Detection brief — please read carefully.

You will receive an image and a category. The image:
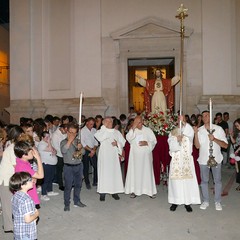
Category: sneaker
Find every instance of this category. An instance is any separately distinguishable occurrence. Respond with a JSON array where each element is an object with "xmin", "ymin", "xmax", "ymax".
[
  {"xmin": 37, "ymin": 186, "xmax": 42, "ymax": 193},
  {"xmin": 47, "ymin": 191, "xmax": 59, "ymax": 196},
  {"xmin": 74, "ymin": 202, "xmax": 86, "ymax": 208},
  {"xmin": 200, "ymin": 202, "xmax": 209, "ymax": 210},
  {"xmin": 41, "ymin": 195, "xmax": 50, "ymax": 201},
  {"xmin": 215, "ymin": 202, "xmax": 222, "ymax": 211},
  {"xmin": 64, "ymin": 205, "xmax": 70, "ymax": 211}
]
